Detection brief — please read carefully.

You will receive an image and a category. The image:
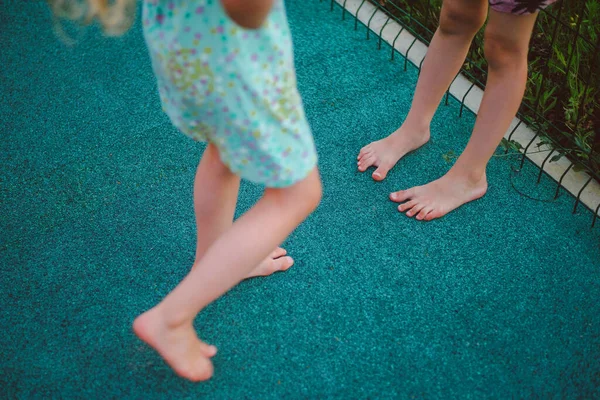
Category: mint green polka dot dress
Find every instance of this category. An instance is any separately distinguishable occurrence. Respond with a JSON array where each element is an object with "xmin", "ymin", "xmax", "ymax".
[{"xmin": 142, "ymin": 0, "xmax": 318, "ymax": 187}]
